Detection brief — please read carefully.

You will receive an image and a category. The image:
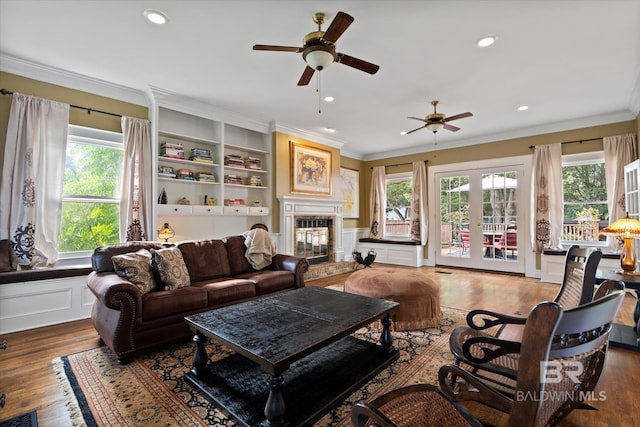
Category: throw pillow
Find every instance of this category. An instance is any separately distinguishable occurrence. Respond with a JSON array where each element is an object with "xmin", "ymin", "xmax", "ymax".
[
  {"xmin": 151, "ymin": 246, "xmax": 190, "ymax": 290},
  {"xmin": 112, "ymin": 249, "xmax": 156, "ymax": 294},
  {"xmin": 0, "ymin": 239, "xmax": 15, "ymax": 272}
]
